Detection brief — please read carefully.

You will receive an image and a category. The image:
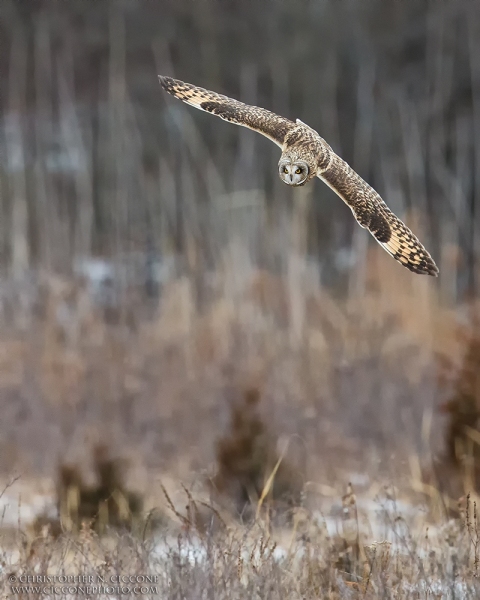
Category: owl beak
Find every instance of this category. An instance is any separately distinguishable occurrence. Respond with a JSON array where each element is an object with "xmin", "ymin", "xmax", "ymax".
[{"xmin": 289, "ymin": 173, "xmax": 294, "ymax": 183}]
